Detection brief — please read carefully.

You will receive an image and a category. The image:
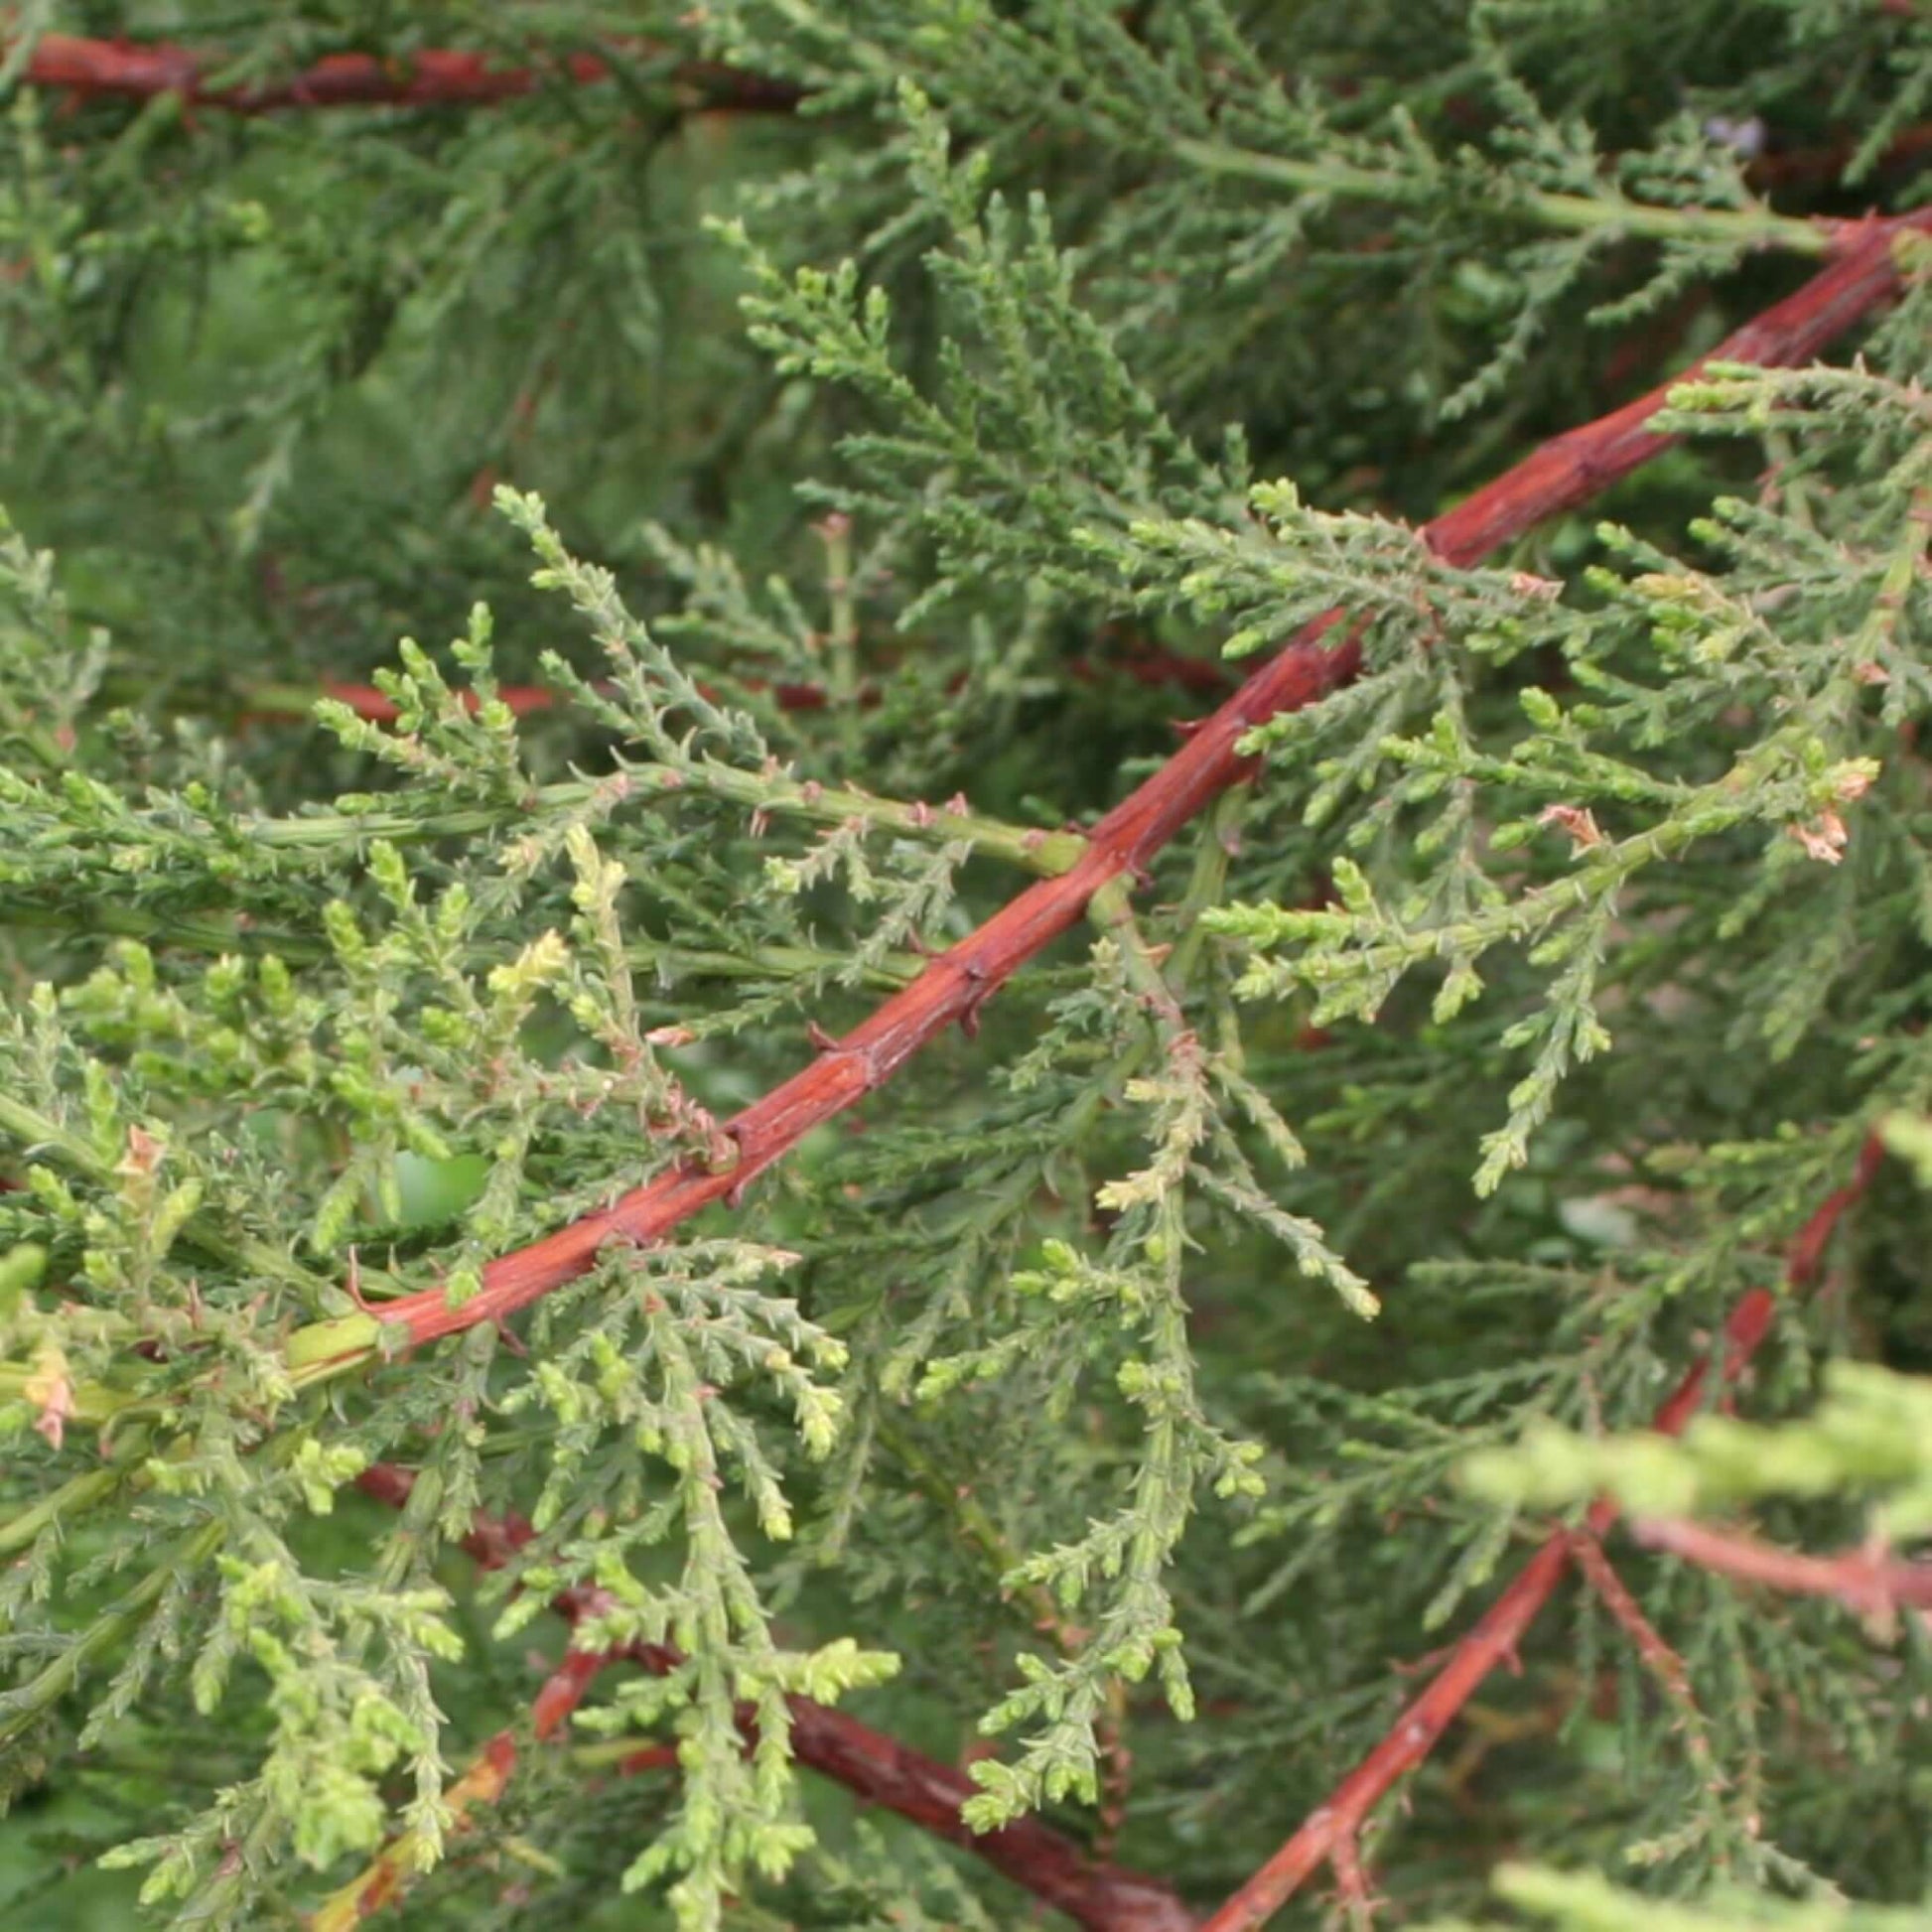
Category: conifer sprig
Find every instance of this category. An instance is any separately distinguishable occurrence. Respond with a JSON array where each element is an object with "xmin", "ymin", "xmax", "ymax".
[
  {"xmin": 2, "ymin": 181, "xmax": 1919, "ymax": 1930},
  {"xmin": 285, "ymin": 204, "xmax": 1931, "ymax": 1378}
]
